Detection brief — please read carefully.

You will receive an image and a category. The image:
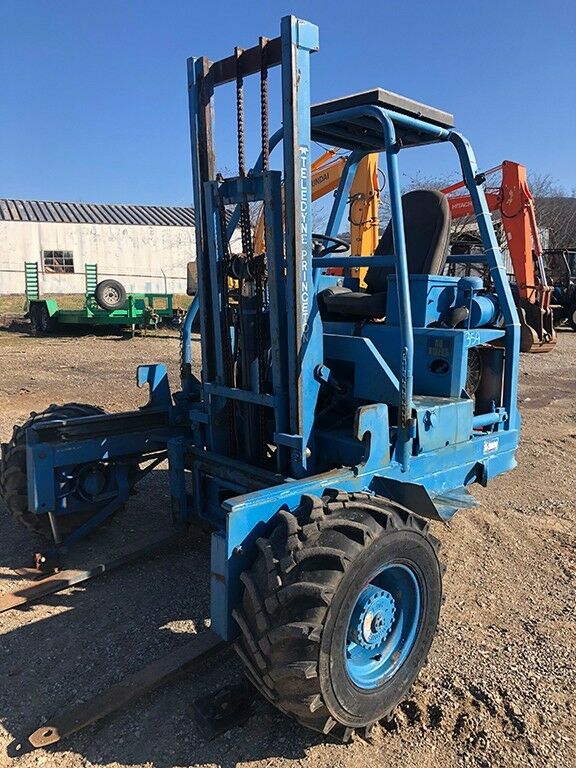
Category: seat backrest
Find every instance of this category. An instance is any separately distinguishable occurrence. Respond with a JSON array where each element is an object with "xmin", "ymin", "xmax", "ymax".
[{"xmin": 365, "ymin": 189, "xmax": 451, "ymax": 294}]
